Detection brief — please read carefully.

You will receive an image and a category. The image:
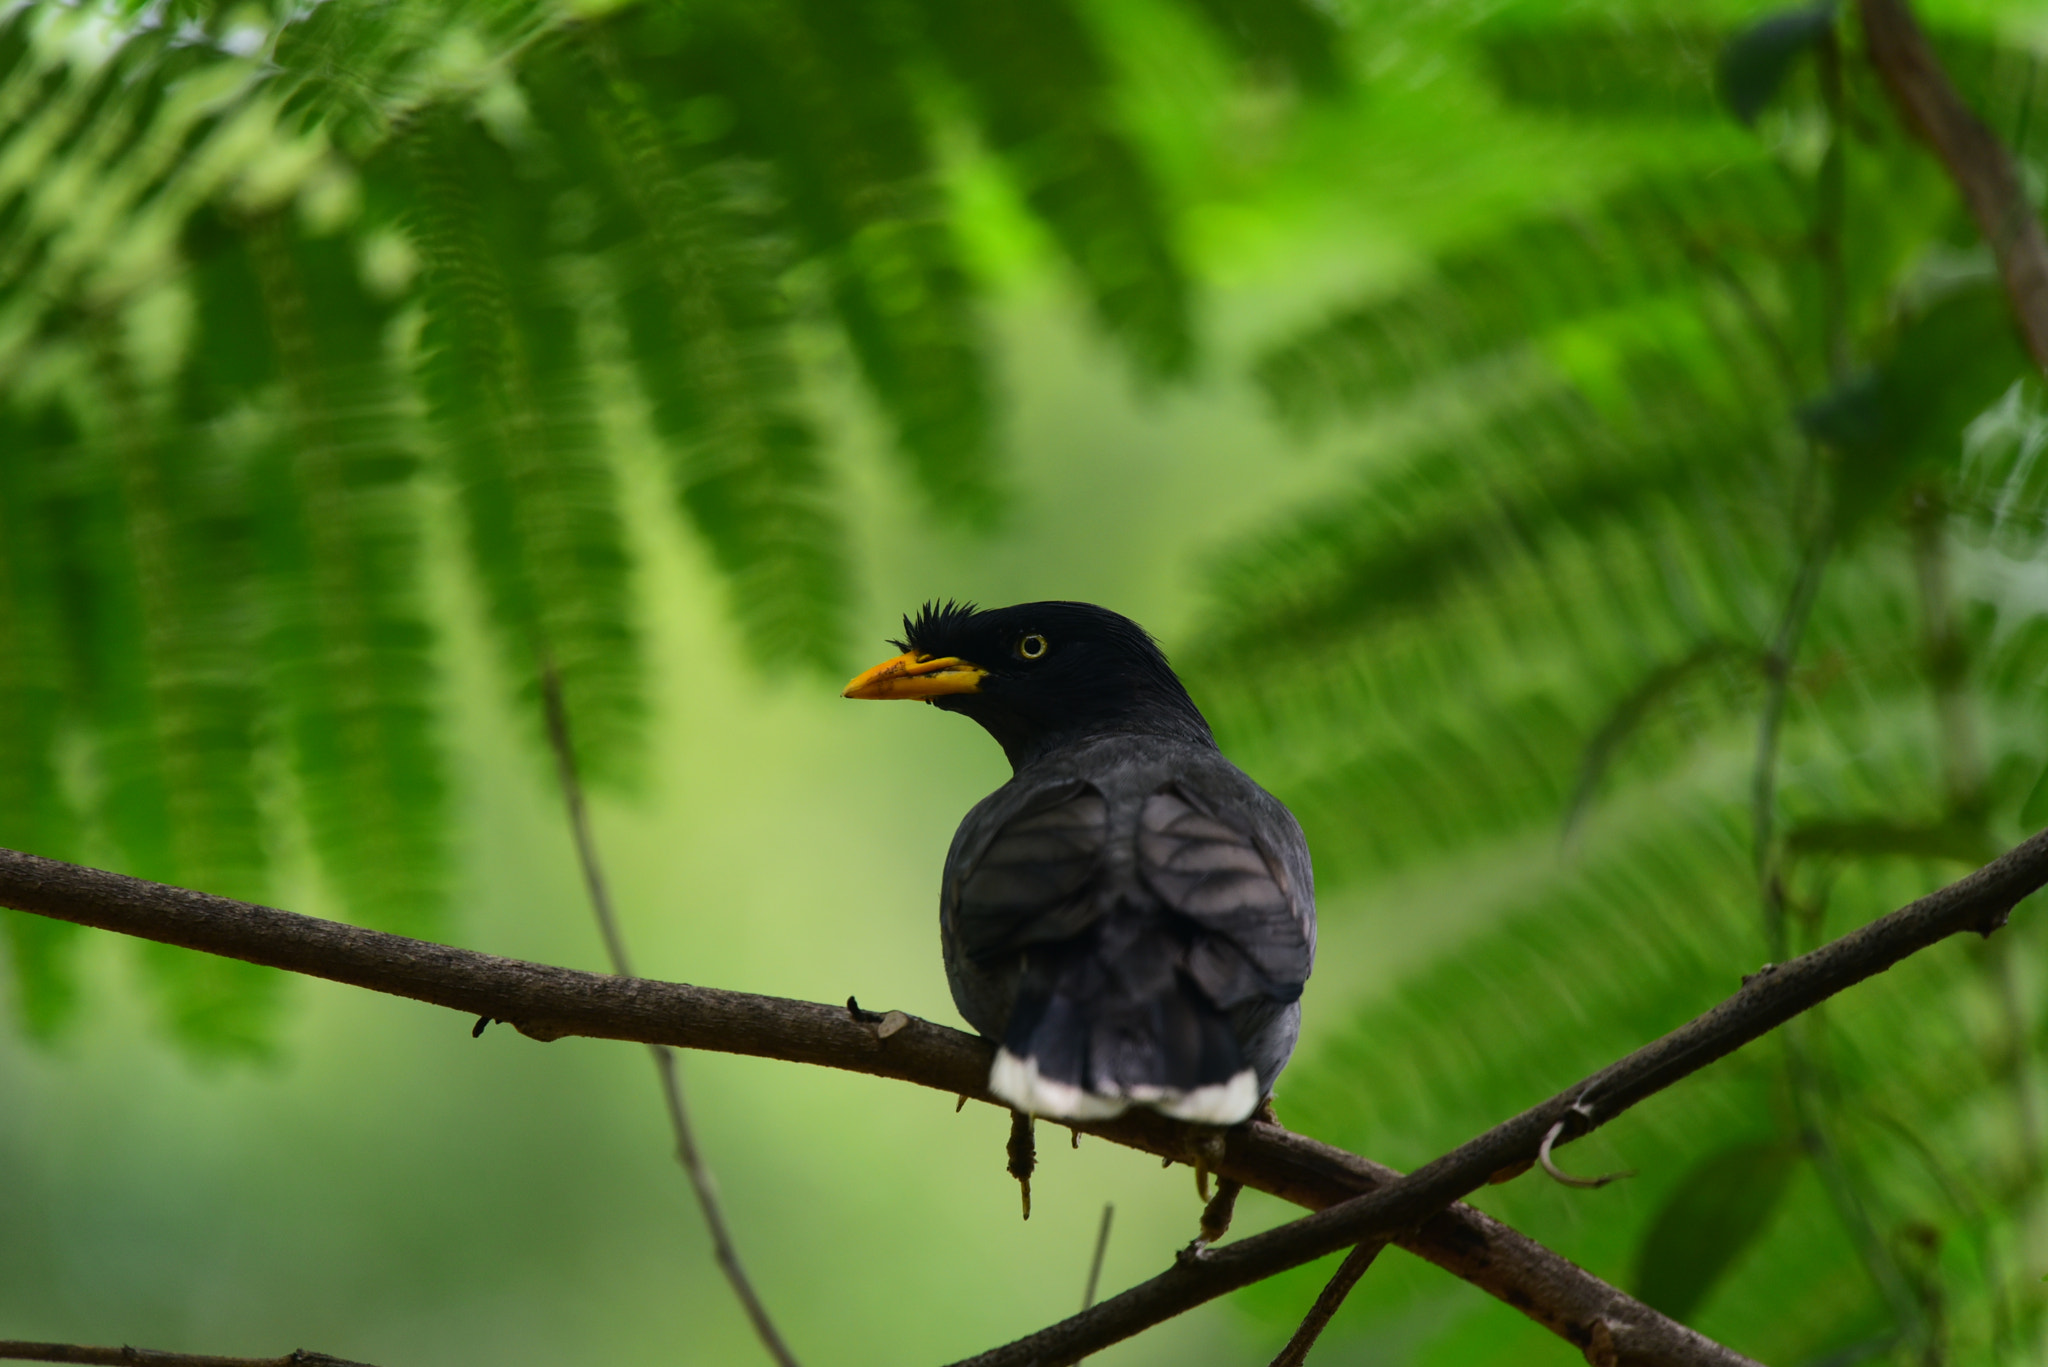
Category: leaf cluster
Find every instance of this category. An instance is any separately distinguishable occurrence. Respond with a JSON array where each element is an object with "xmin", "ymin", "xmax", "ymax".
[
  {"xmin": 1197, "ymin": 3, "xmax": 2048, "ymax": 1359},
  {"xmin": 0, "ymin": 0, "xmax": 1340, "ymax": 1050}
]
